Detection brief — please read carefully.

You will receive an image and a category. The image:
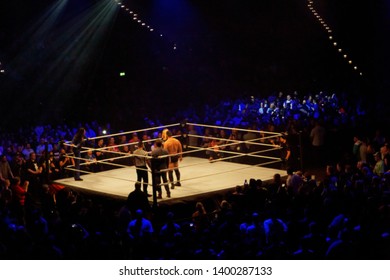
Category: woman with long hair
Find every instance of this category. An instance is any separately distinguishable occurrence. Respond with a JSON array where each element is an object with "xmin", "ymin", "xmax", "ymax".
[{"xmin": 72, "ymin": 127, "xmax": 87, "ymax": 181}]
